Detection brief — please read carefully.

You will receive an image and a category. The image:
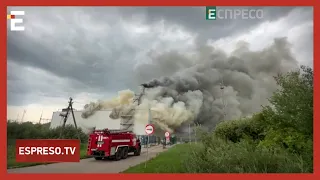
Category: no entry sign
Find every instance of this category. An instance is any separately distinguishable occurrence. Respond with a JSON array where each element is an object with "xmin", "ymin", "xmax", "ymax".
[
  {"xmin": 145, "ymin": 124, "xmax": 154, "ymax": 135},
  {"xmin": 165, "ymin": 131, "xmax": 170, "ymax": 137}
]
